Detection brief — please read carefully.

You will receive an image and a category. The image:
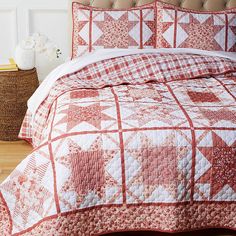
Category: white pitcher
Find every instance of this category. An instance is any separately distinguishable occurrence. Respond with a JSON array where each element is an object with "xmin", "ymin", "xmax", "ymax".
[{"xmin": 15, "ymin": 45, "xmax": 35, "ymax": 70}]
